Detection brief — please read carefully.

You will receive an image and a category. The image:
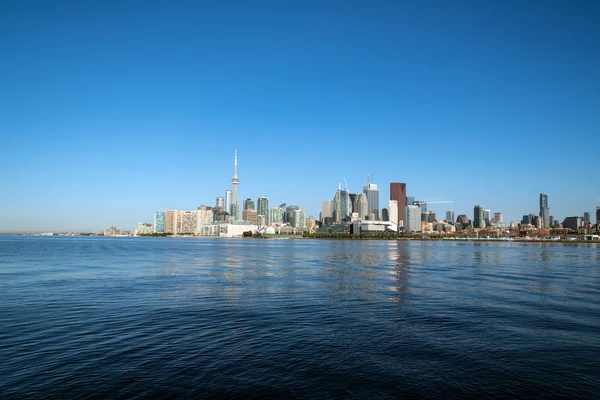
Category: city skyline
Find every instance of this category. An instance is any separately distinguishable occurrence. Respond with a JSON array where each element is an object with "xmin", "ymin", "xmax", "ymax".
[{"xmin": 1, "ymin": 2, "xmax": 599, "ymax": 232}]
